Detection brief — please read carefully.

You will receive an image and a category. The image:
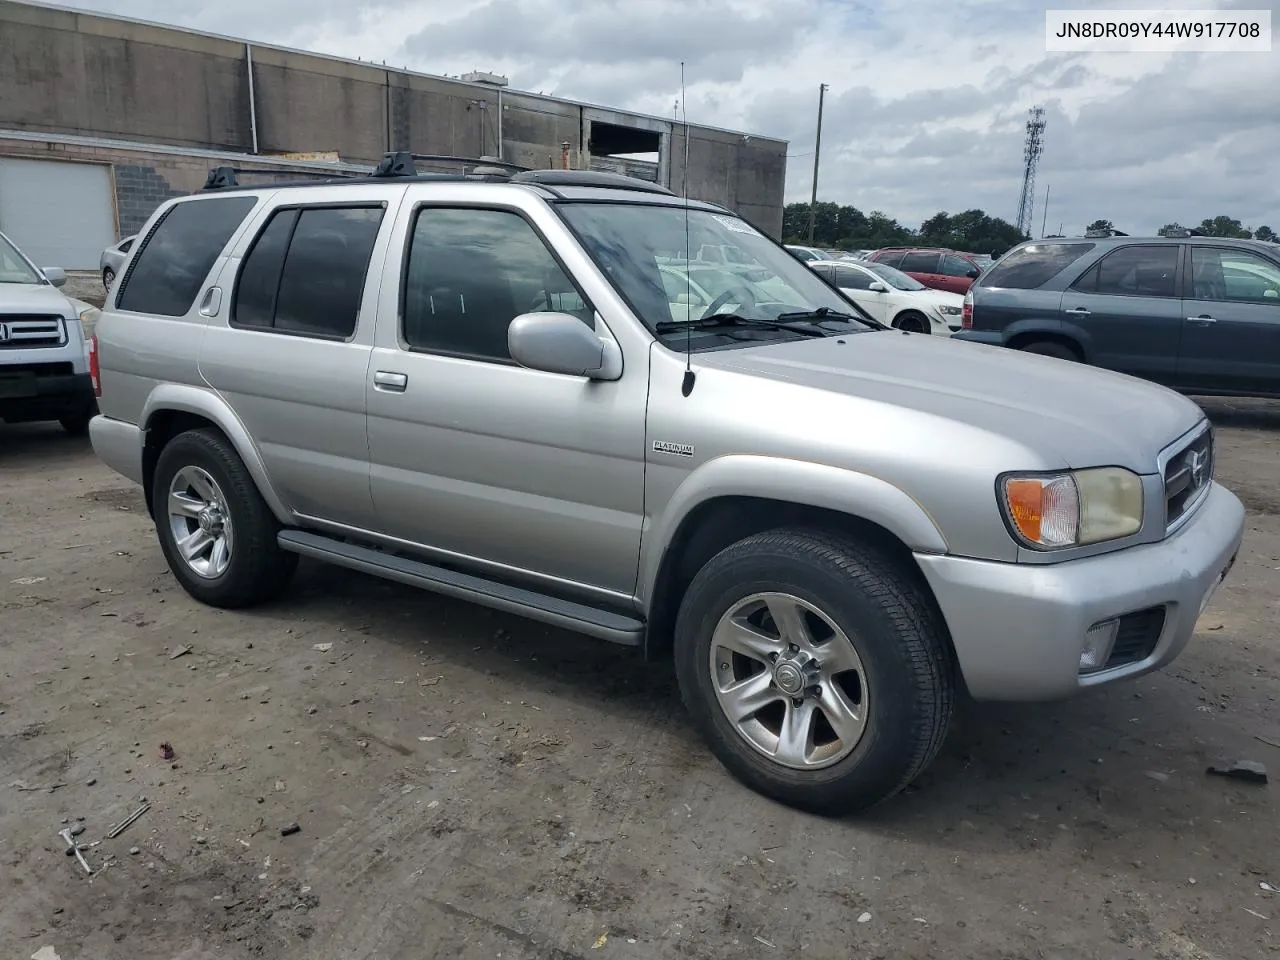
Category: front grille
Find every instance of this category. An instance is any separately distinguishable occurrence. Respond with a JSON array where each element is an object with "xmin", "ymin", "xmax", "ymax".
[
  {"xmin": 1164, "ymin": 428, "xmax": 1213, "ymax": 529},
  {"xmin": 0, "ymin": 315, "xmax": 67, "ymax": 349},
  {"xmin": 1105, "ymin": 606, "xmax": 1166, "ymax": 669}
]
